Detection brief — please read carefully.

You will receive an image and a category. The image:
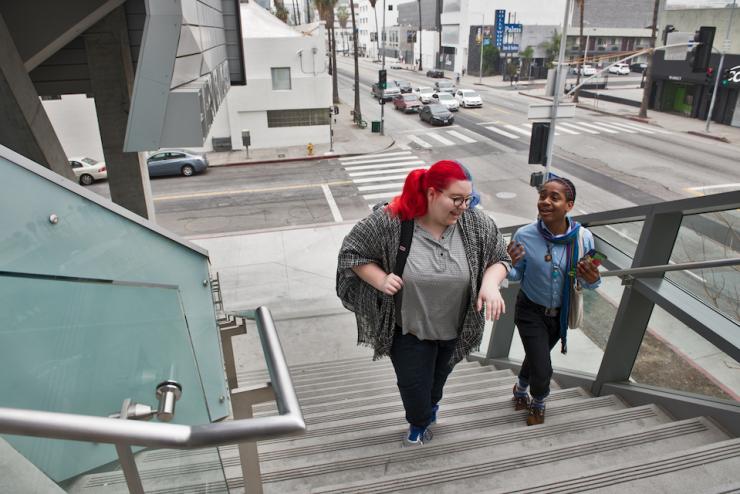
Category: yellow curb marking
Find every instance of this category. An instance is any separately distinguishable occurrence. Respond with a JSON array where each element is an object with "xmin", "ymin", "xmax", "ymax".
[{"xmin": 154, "ymin": 180, "xmax": 354, "ymax": 202}]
